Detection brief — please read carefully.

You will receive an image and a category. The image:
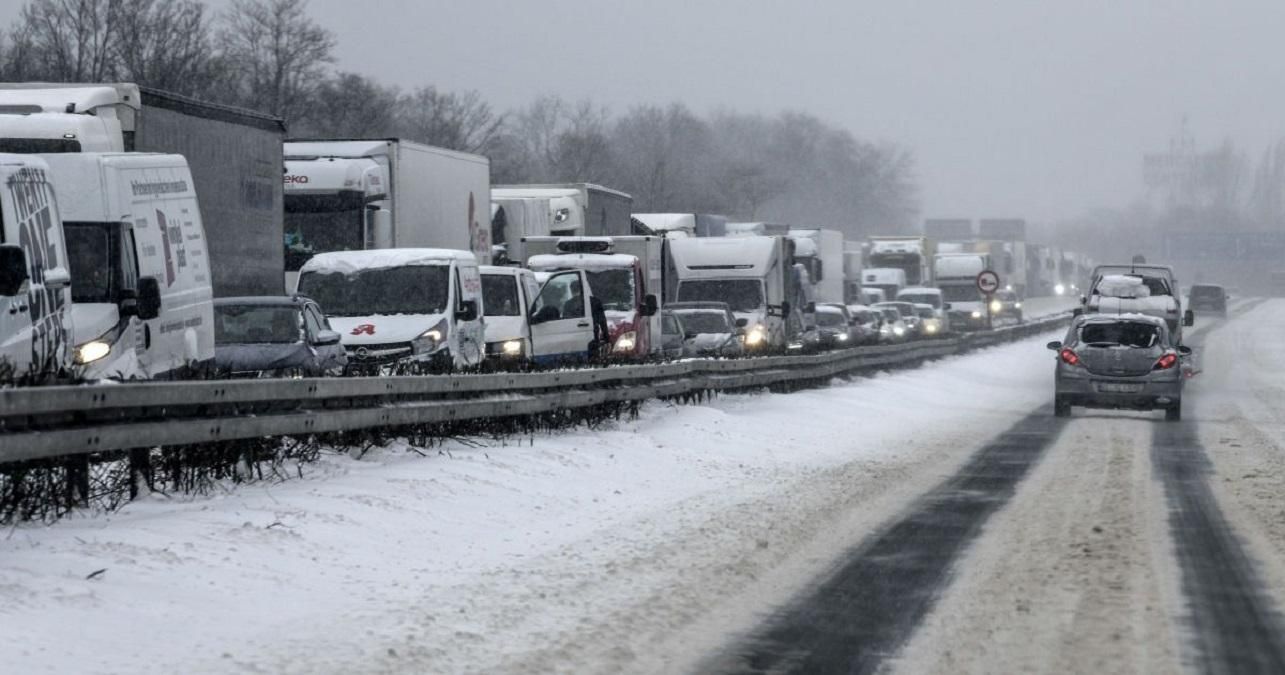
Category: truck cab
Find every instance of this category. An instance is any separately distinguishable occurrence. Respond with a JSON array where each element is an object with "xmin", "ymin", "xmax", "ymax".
[
  {"xmin": 0, "ymin": 154, "xmax": 73, "ymax": 381},
  {"xmin": 861, "ymin": 268, "xmax": 906, "ymax": 303},
  {"xmin": 521, "ymin": 236, "xmax": 661, "ymax": 360},
  {"xmin": 934, "ymin": 253, "xmax": 991, "ymax": 331},
  {"xmin": 0, "ymin": 84, "xmax": 140, "ymax": 152},
  {"xmin": 42, "ymin": 153, "xmax": 214, "ymax": 379},
  {"xmin": 667, "ymin": 235, "xmax": 795, "ymax": 353}
]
